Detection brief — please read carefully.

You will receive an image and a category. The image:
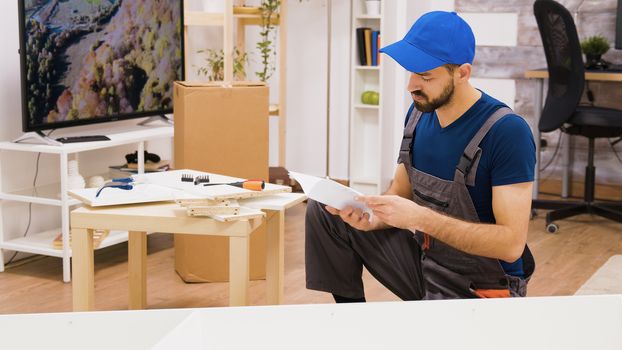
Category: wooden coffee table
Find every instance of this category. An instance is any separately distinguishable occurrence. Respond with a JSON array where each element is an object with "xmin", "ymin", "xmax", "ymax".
[{"xmin": 71, "ymin": 193, "xmax": 306, "ymax": 311}]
